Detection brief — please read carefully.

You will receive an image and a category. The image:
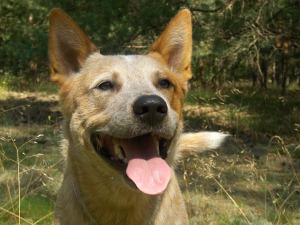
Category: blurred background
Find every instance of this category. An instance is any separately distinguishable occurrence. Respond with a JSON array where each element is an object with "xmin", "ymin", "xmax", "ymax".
[
  {"xmin": 0, "ymin": 1, "xmax": 299, "ymax": 224},
  {"xmin": 1, "ymin": 0, "xmax": 299, "ymax": 93}
]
